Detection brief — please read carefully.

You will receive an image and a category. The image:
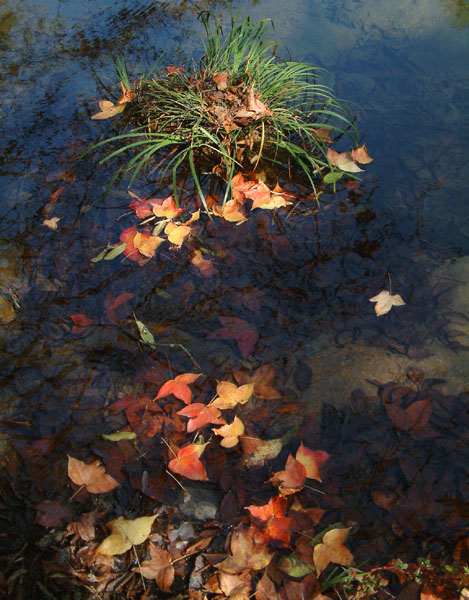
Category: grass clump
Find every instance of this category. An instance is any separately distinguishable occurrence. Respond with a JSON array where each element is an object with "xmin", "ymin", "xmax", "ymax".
[{"xmin": 91, "ymin": 11, "xmax": 360, "ymax": 207}]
